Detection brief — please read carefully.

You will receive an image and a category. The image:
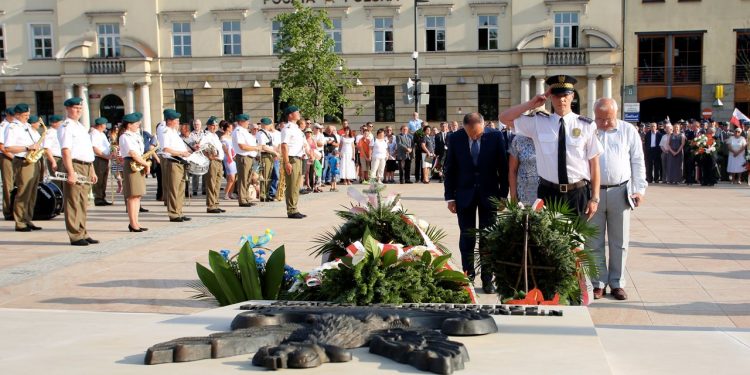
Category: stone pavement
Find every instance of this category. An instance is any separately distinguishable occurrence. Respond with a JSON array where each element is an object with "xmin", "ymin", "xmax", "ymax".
[{"xmin": 1, "ymin": 178, "xmax": 748, "ymax": 329}]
